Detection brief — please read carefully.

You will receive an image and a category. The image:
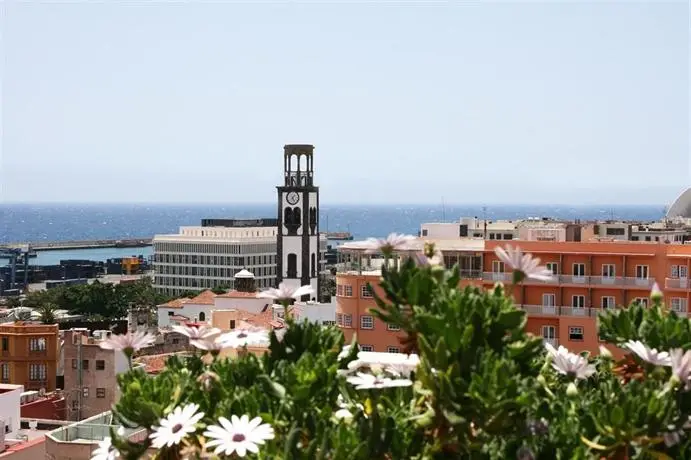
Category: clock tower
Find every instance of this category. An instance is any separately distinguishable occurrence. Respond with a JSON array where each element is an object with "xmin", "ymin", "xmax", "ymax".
[{"xmin": 276, "ymin": 144, "xmax": 320, "ymax": 300}]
